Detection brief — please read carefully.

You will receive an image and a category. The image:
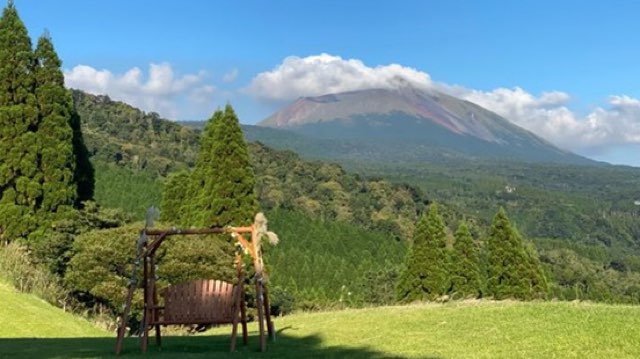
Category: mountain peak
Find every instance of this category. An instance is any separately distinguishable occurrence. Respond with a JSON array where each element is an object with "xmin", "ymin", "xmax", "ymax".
[{"xmin": 258, "ymin": 88, "xmax": 592, "ymax": 165}]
